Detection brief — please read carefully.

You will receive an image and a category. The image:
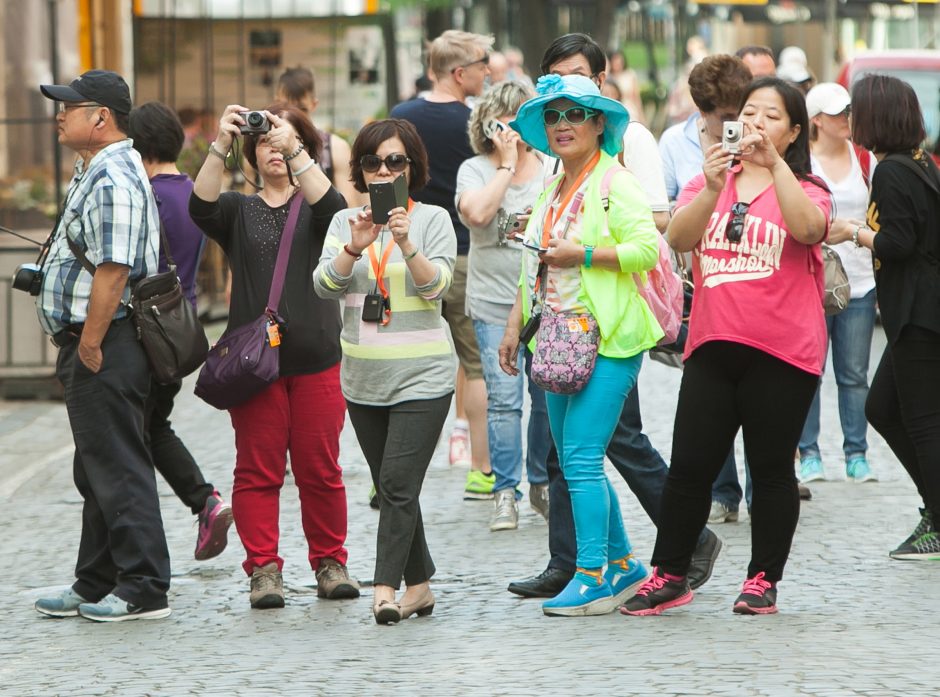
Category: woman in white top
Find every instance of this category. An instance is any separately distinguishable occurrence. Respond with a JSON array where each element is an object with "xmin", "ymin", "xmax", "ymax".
[
  {"xmin": 456, "ymin": 81, "xmax": 550, "ymax": 532},
  {"xmin": 798, "ymin": 83, "xmax": 878, "ymax": 484}
]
